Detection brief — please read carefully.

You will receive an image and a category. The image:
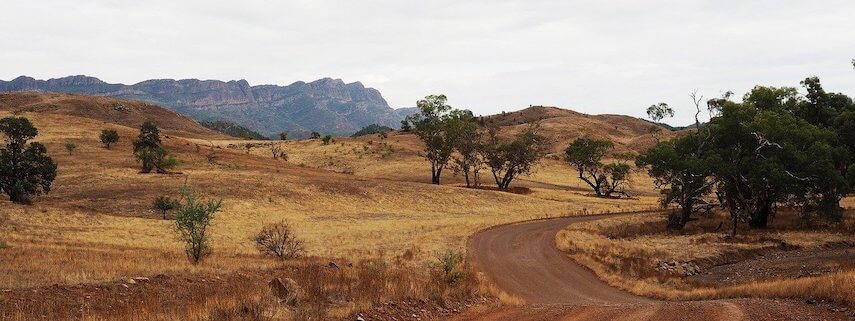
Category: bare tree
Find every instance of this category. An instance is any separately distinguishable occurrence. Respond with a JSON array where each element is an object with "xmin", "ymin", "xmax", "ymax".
[{"xmin": 253, "ymin": 221, "xmax": 305, "ymax": 260}]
